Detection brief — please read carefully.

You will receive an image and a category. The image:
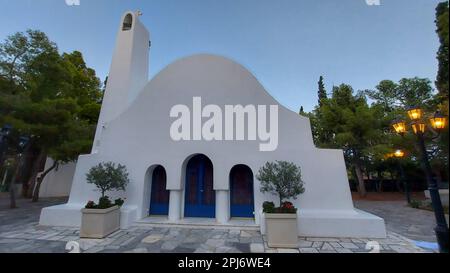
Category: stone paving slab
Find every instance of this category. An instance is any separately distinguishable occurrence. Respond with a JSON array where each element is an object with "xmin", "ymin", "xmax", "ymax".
[
  {"xmin": 0, "ymin": 221, "xmax": 431, "ymax": 253},
  {"xmin": 354, "ymin": 200, "xmax": 448, "ymax": 243},
  {"xmin": 0, "ymin": 197, "xmax": 437, "ymax": 253}
]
